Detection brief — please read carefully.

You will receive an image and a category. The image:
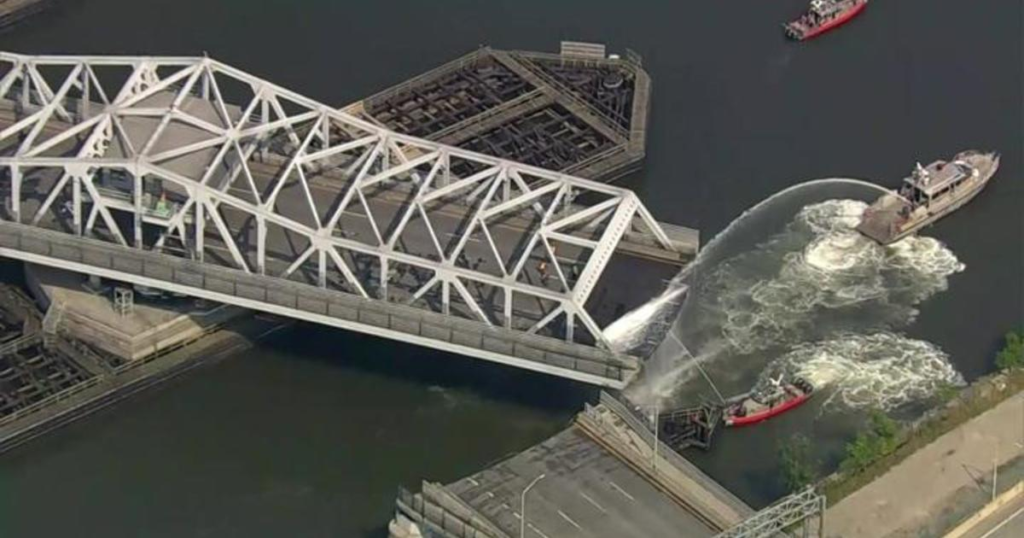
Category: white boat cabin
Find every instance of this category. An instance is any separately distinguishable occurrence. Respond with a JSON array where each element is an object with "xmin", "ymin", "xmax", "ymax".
[{"xmin": 898, "ymin": 159, "xmax": 978, "ymax": 207}]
